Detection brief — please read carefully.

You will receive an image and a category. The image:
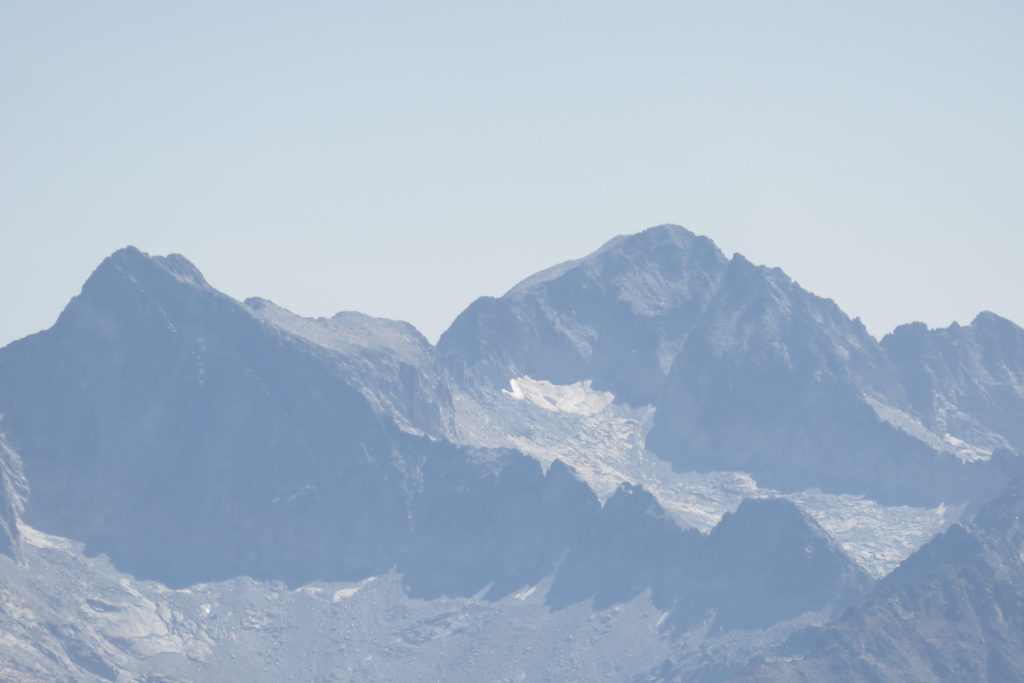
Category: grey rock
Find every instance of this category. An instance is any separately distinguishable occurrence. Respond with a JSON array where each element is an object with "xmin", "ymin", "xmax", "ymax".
[
  {"xmin": 2, "ymin": 226, "xmax": 1023, "ymax": 680},
  {"xmin": 736, "ymin": 477, "xmax": 1024, "ymax": 682},
  {"xmin": 0, "ymin": 432, "xmax": 28, "ymax": 560}
]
